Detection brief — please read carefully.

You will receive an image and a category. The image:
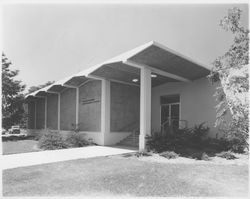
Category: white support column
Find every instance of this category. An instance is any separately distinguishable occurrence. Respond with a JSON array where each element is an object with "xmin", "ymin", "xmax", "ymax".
[
  {"xmin": 34, "ymin": 101, "xmax": 37, "ymax": 129},
  {"xmin": 139, "ymin": 67, "xmax": 152, "ymax": 151},
  {"xmin": 101, "ymin": 79, "xmax": 110, "ymax": 146},
  {"xmin": 76, "ymin": 87, "xmax": 79, "ymax": 126},
  {"xmin": 44, "ymin": 96, "xmax": 47, "ymax": 129},
  {"xmin": 57, "ymin": 93, "xmax": 61, "ymax": 131}
]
